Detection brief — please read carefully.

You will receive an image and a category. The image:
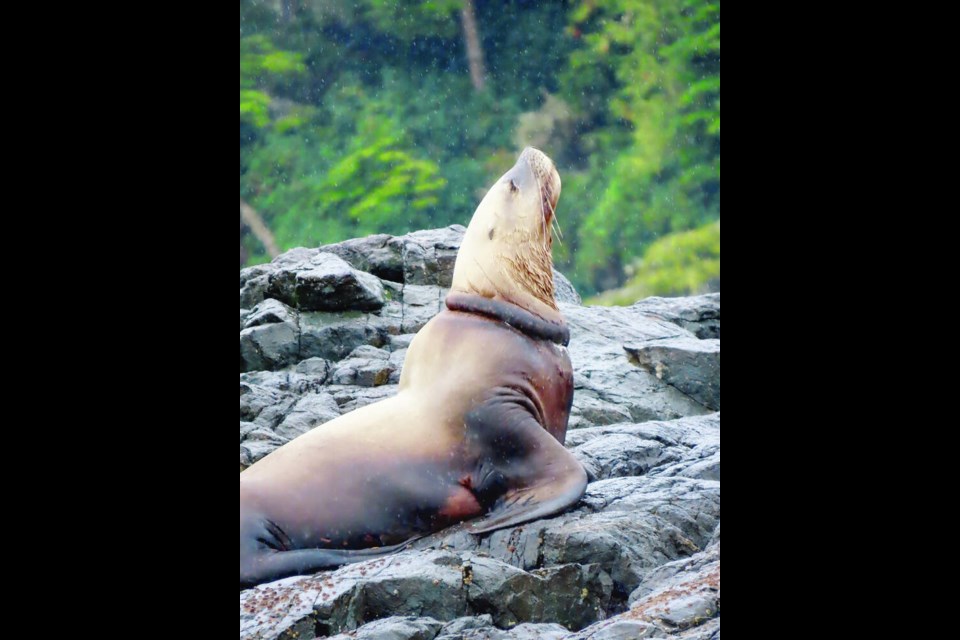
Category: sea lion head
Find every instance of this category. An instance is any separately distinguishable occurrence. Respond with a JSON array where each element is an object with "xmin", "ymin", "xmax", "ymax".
[{"xmin": 452, "ymin": 147, "xmax": 563, "ymax": 321}]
